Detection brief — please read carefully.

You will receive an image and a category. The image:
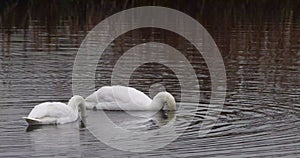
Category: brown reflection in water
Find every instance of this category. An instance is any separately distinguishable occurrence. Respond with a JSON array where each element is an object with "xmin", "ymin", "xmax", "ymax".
[
  {"xmin": 0, "ymin": 0, "xmax": 299, "ymax": 96},
  {"xmin": 0, "ymin": 1, "xmax": 299, "ymax": 52}
]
